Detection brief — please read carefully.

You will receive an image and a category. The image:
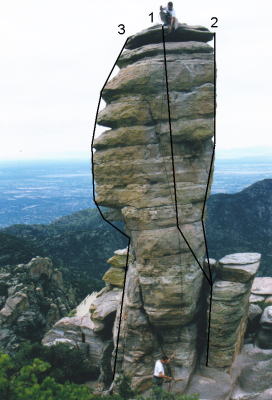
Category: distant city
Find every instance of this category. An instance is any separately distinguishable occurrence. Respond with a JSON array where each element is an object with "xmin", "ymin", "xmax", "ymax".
[{"xmin": 0, "ymin": 157, "xmax": 271, "ymax": 227}]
